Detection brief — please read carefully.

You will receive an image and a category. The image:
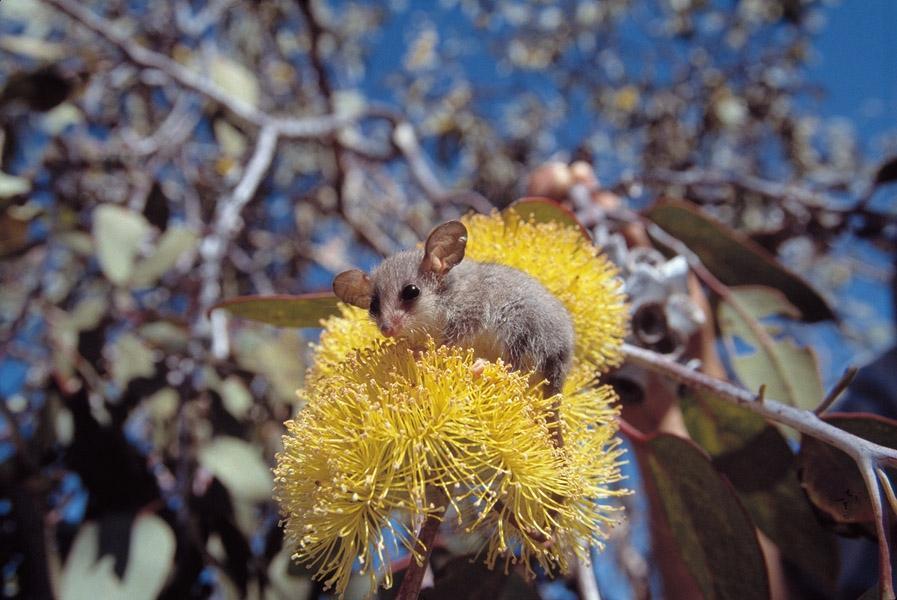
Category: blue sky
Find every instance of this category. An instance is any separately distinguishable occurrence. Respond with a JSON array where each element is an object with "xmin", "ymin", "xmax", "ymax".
[{"xmin": 810, "ymin": 0, "xmax": 897, "ymax": 150}]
